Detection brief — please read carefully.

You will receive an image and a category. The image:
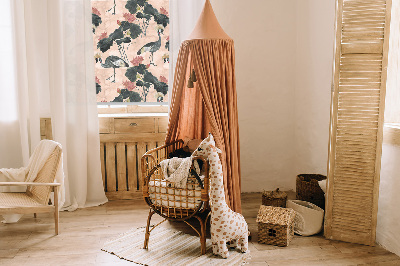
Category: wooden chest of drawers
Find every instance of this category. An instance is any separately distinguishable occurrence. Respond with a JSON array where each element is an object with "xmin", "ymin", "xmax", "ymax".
[
  {"xmin": 99, "ymin": 116, "xmax": 168, "ymax": 135},
  {"xmin": 98, "ymin": 115, "xmax": 168, "ymax": 200}
]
